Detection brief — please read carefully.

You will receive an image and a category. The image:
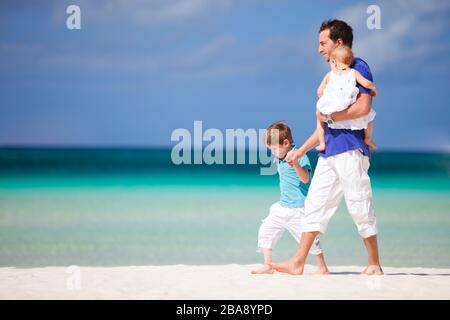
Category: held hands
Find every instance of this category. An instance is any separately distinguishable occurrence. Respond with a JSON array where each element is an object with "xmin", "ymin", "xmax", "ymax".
[{"xmin": 286, "ymin": 148, "xmax": 305, "ymax": 166}]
